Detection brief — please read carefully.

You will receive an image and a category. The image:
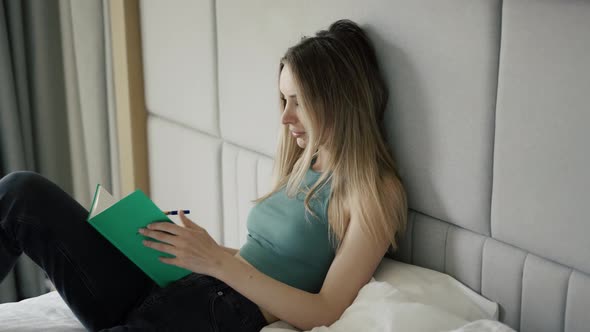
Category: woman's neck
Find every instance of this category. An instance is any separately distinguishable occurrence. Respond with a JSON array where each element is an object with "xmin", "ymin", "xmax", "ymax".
[{"xmin": 312, "ymin": 150, "xmax": 328, "ymax": 173}]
